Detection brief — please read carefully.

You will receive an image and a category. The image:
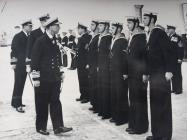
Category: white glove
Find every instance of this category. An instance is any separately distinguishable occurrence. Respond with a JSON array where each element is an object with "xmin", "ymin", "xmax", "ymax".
[
  {"xmin": 11, "ymin": 65, "xmax": 16, "ymax": 70},
  {"xmin": 86, "ymin": 65, "xmax": 89, "ymax": 69},
  {"xmin": 97, "ymin": 67, "xmax": 99, "ymax": 72},
  {"xmin": 61, "ymin": 73, "xmax": 65, "ymax": 82},
  {"xmin": 11, "ymin": 57, "xmax": 17, "ymax": 70},
  {"xmin": 26, "ymin": 65, "xmax": 31, "ymax": 73},
  {"xmin": 178, "ymin": 59, "xmax": 182, "ymax": 63},
  {"xmin": 31, "ymin": 70, "xmax": 40, "ymax": 87},
  {"xmin": 33, "ymin": 81, "xmax": 40, "ymax": 87},
  {"xmin": 123, "ymin": 75, "xmax": 128, "ymax": 80},
  {"xmin": 165, "ymin": 72, "xmax": 173, "ymax": 81},
  {"xmin": 142, "ymin": 75, "xmax": 149, "ymax": 83}
]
